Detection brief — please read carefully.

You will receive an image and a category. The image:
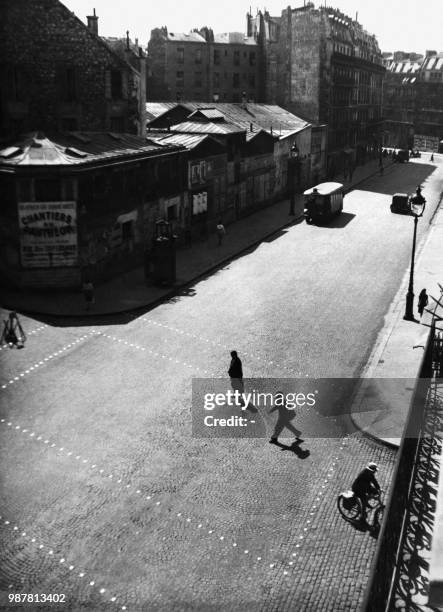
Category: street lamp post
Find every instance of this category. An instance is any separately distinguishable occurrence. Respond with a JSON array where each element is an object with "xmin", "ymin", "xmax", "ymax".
[
  {"xmin": 288, "ymin": 143, "xmax": 299, "ymax": 216},
  {"xmin": 404, "ymin": 186, "xmax": 426, "ymax": 321}
]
